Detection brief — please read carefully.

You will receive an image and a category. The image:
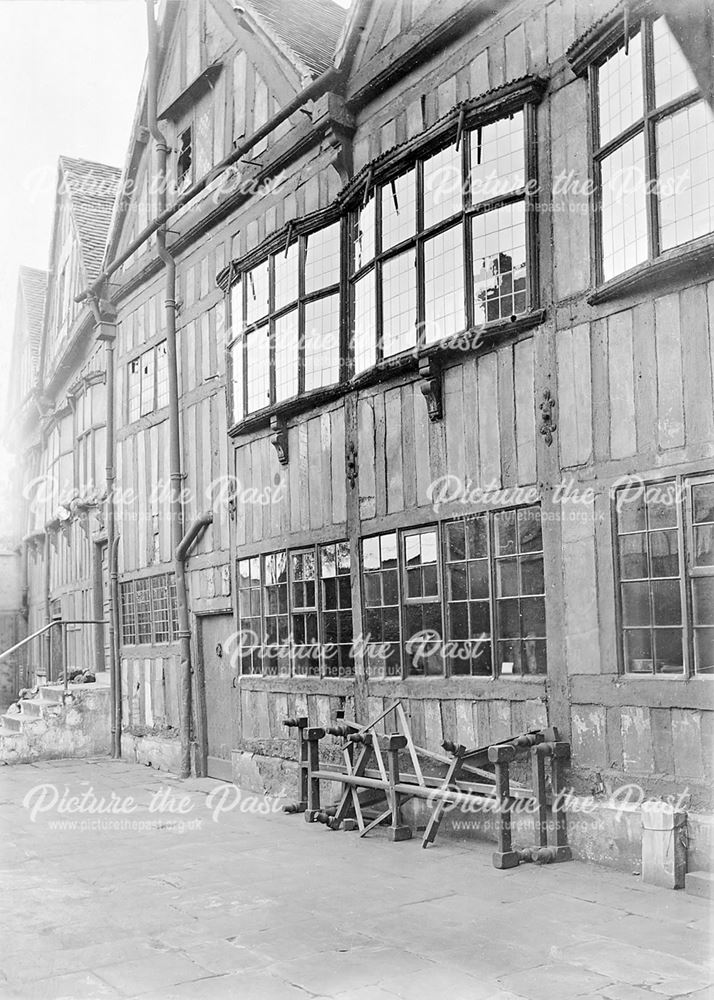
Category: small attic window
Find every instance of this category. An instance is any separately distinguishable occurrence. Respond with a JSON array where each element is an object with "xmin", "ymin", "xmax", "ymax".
[{"xmin": 177, "ymin": 126, "xmax": 193, "ymax": 190}]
